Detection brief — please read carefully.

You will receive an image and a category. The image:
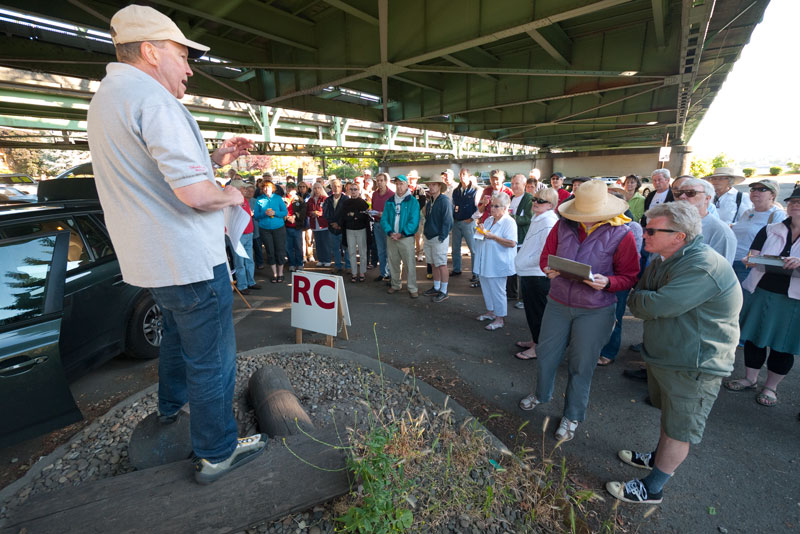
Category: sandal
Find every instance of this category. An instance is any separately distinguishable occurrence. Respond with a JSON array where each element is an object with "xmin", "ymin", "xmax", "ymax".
[
  {"xmin": 470, "ymin": 281, "xmax": 481, "ymax": 288},
  {"xmin": 597, "ymin": 356, "xmax": 614, "ymax": 366},
  {"xmin": 519, "ymin": 394, "xmax": 540, "ymax": 411},
  {"xmin": 270, "ymin": 276, "xmax": 278, "ymax": 283},
  {"xmin": 485, "ymin": 321, "xmax": 504, "ymax": 331},
  {"xmin": 351, "ymin": 276, "xmax": 357, "ymax": 283},
  {"xmin": 476, "ymin": 314, "xmax": 496, "ymax": 321},
  {"xmin": 276, "ymin": 276, "xmax": 285, "ymax": 283},
  {"xmin": 358, "ymin": 274, "xmax": 366, "ymax": 282},
  {"xmin": 756, "ymin": 386, "xmax": 778, "ymax": 407},
  {"xmin": 723, "ymin": 378, "xmax": 758, "ymax": 392},
  {"xmin": 516, "ymin": 341, "xmax": 534, "ymax": 349},
  {"xmin": 515, "ymin": 350, "xmax": 537, "ymax": 360}
]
